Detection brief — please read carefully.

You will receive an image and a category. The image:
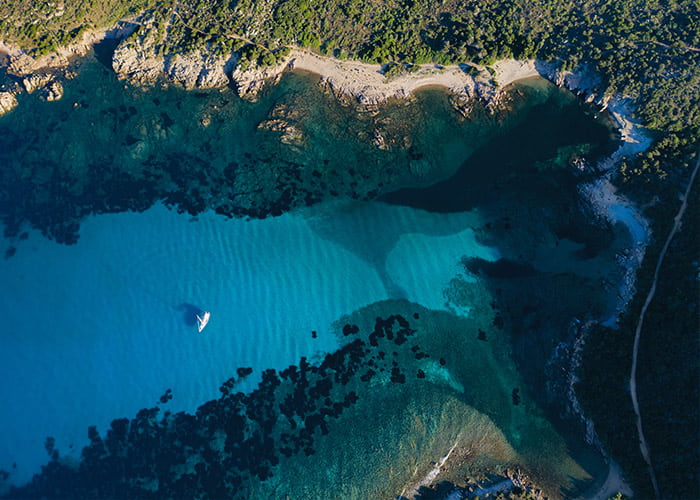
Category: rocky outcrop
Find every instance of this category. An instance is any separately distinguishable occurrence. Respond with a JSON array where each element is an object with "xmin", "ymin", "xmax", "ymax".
[
  {"xmin": 22, "ymin": 73, "xmax": 54, "ymax": 93},
  {"xmin": 111, "ymin": 41, "xmax": 164, "ymax": 84},
  {"xmin": 18, "ymin": 73, "xmax": 64, "ymax": 101},
  {"xmin": 113, "ymin": 39, "xmax": 236, "ymax": 89},
  {"xmin": 231, "ymin": 61, "xmax": 286, "ymax": 100},
  {"xmin": 112, "ymin": 16, "xmax": 236, "ymax": 89},
  {"xmin": 7, "ymin": 53, "xmax": 38, "ymax": 75},
  {"xmin": 534, "ymin": 61, "xmax": 648, "ymax": 154},
  {"xmin": 164, "ymin": 51, "xmax": 235, "ymax": 89},
  {"xmin": 44, "ymin": 80, "xmax": 64, "ymax": 101},
  {"xmin": 0, "ymin": 91, "xmax": 18, "ymax": 116}
]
